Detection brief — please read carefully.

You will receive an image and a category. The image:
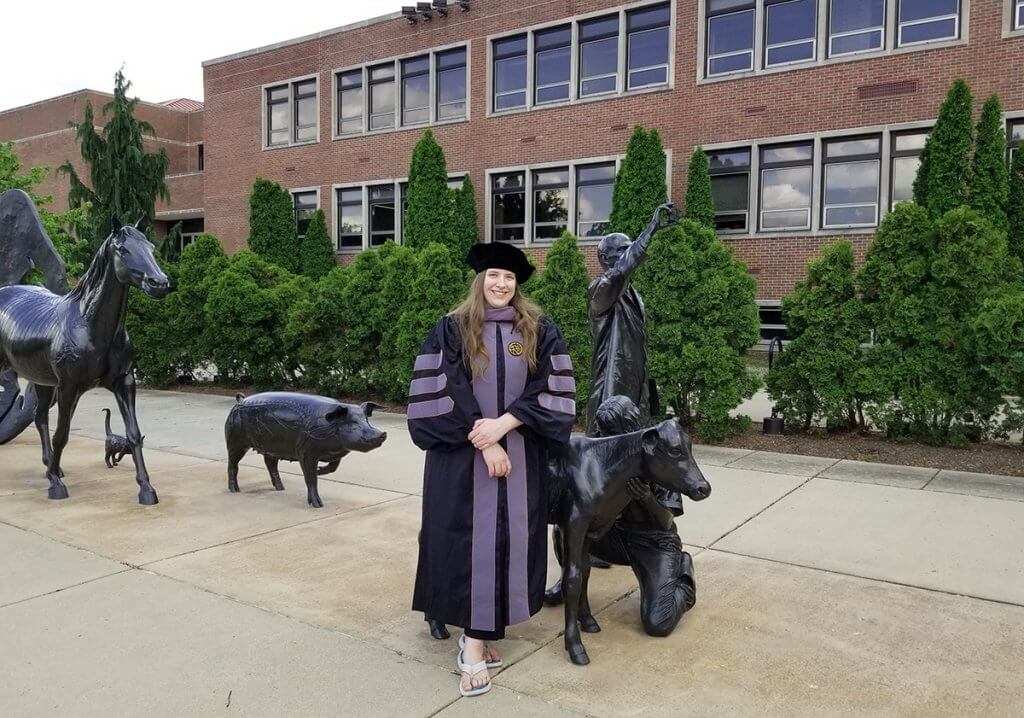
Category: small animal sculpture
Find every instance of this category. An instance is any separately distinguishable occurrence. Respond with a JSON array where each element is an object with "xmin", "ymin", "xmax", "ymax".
[
  {"xmin": 545, "ymin": 417, "xmax": 711, "ymax": 665},
  {"xmin": 225, "ymin": 392, "xmax": 387, "ymax": 508},
  {"xmin": 102, "ymin": 408, "xmax": 133, "ymax": 467}
]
